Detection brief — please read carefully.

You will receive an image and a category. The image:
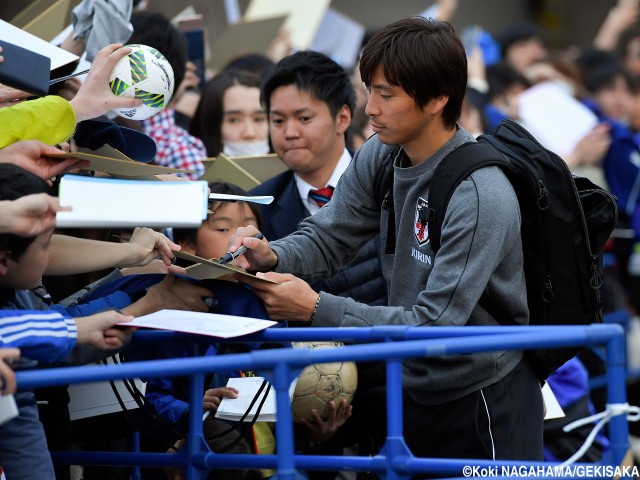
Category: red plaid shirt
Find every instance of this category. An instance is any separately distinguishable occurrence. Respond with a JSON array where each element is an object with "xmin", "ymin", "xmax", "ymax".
[{"xmin": 141, "ymin": 108, "xmax": 206, "ymax": 180}]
